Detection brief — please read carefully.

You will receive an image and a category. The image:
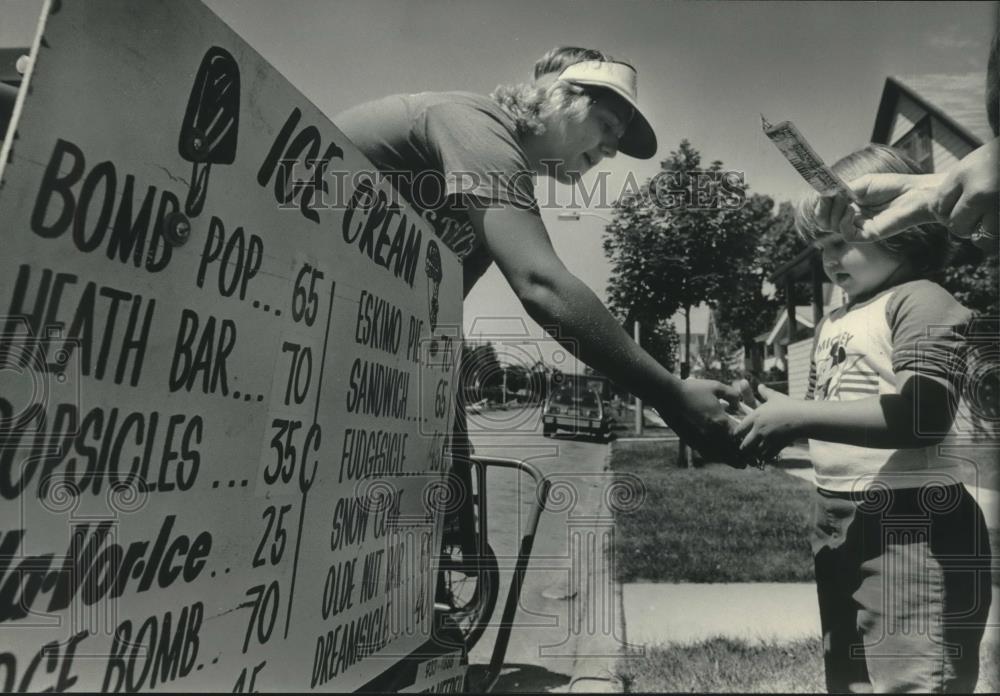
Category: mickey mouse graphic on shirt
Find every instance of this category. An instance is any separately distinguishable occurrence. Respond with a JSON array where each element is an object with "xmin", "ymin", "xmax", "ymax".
[
  {"xmin": 814, "ymin": 331, "xmax": 850, "ymax": 400},
  {"xmin": 813, "ymin": 330, "xmax": 882, "ymax": 401}
]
